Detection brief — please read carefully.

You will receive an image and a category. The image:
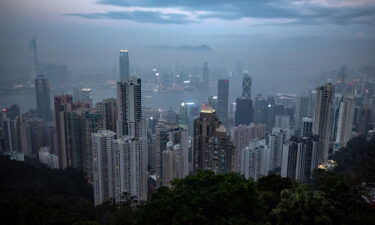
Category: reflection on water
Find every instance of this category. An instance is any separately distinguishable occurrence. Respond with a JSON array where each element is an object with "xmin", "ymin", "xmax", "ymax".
[{"xmin": 0, "ymin": 87, "xmax": 209, "ymax": 113}]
